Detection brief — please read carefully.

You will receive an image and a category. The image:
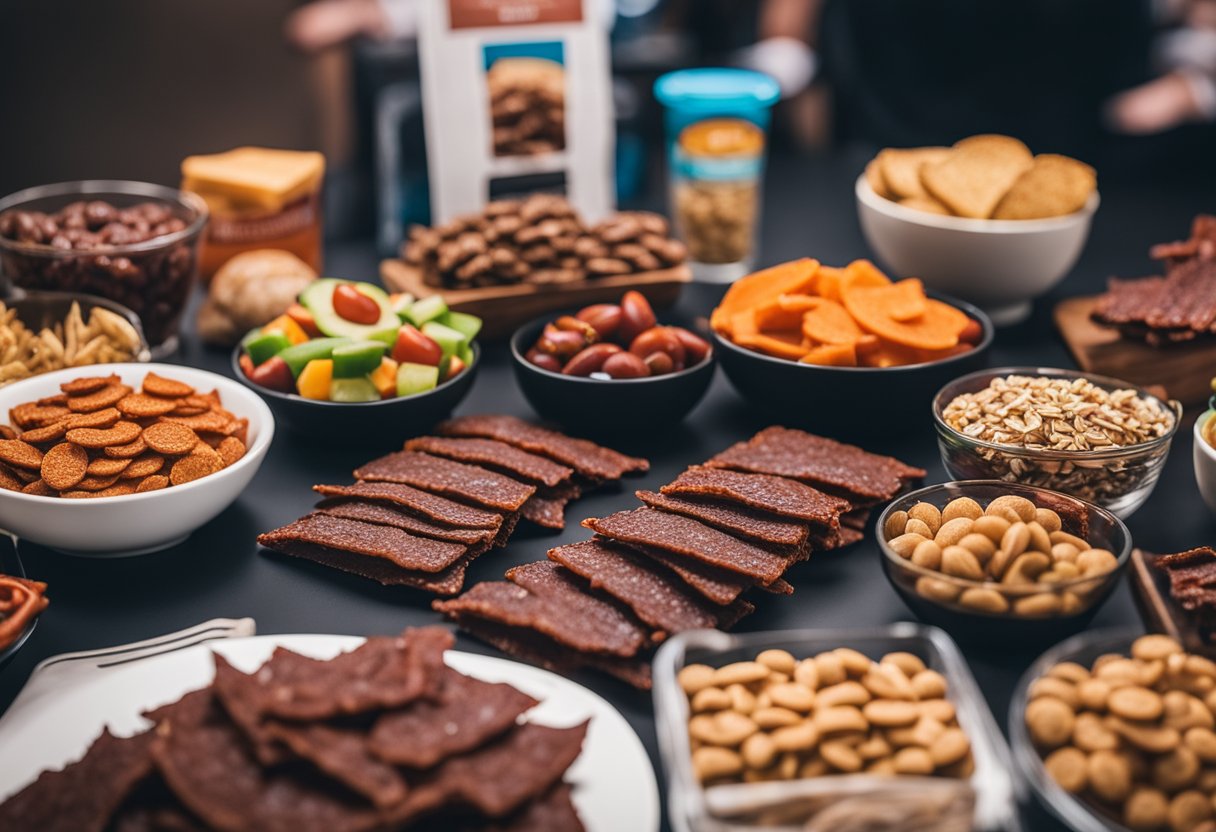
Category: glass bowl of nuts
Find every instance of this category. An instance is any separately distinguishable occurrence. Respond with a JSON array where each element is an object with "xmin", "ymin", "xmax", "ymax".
[
  {"xmin": 1010, "ymin": 629, "xmax": 1216, "ymax": 832},
  {"xmin": 877, "ymin": 481, "xmax": 1131, "ymax": 644},
  {"xmin": 0, "ymin": 180, "xmax": 208, "ymax": 357},
  {"xmin": 652, "ymin": 624, "xmax": 1018, "ymax": 832},
  {"xmin": 933, "ymin": 367, "xmax": 1181, "ymax": 518}
]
